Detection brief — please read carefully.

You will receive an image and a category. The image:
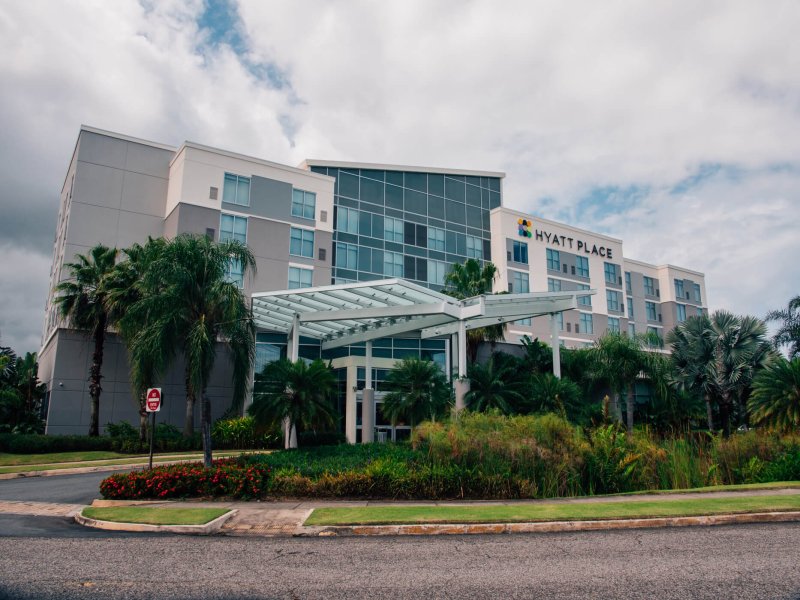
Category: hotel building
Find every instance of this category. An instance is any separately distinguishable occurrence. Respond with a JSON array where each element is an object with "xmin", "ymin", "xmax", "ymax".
[{"xmin": 38, "ymin": 126, "xmax": 707, "ymax": 437}]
